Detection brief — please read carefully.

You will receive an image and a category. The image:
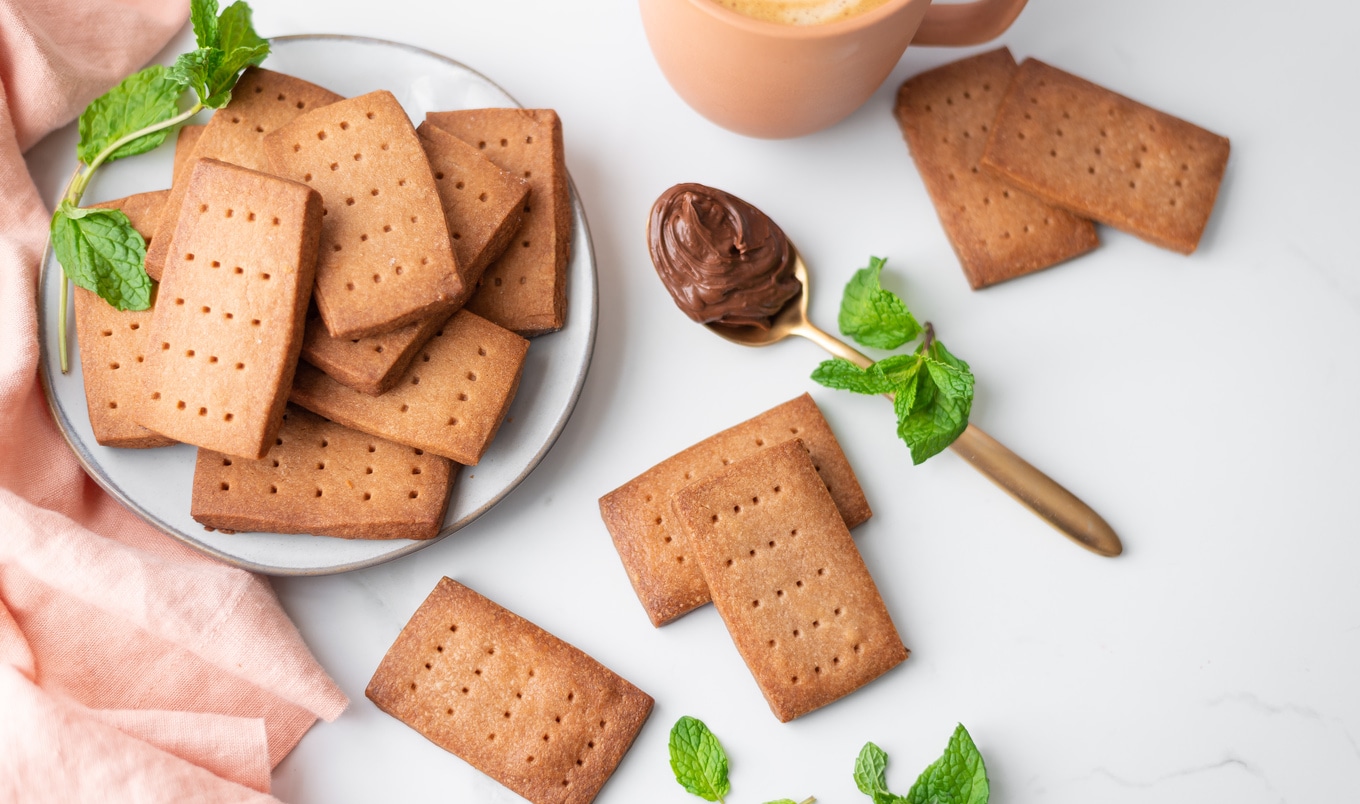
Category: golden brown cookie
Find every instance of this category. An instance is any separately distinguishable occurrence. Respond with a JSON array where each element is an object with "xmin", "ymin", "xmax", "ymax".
[
  {"xmin": 425, "ymin": 109, "xmax": 570, "ymax": 336},
  {"xmin": 297, "ymin": 307, "xmax": 450, "ymax": 396},
  {"xmin": 136, "ymin": 159, "xmax": 322, "ymax": 459},
  {"xmin": 417, "ymin": 121, "xmax": 530, "ymax": 307},
  {"xmin": 674, "ymin": 439, "xmax": 907, "ymax": 722},
  {"xmin": 265, "ymin": 90, "xmax": 462, "ymax": 339},
  {"xmin": 980, "ymin": 57, "xmax": 1230, "ymax": 254},
  {"xmin": 289, "ymin": 310, "xmax": 528, "ymax": 465},
  {"xmin": 366, "ymin": 577, "xmax": 653, "ymax": 804},
  {"xmin": 894, "ymin": 48, "xmax": 1099, "ymax": 288},
  {"xmin": 75, "ymin": 191, "xmax": 174, "ymax": 448},
  {"xmin": 172, "ymin": 124, "xmax": 205, "ymax": 185},
  {"xmin": 191, "ymin": 406, "xmax": 452, "ymax": 539}
]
